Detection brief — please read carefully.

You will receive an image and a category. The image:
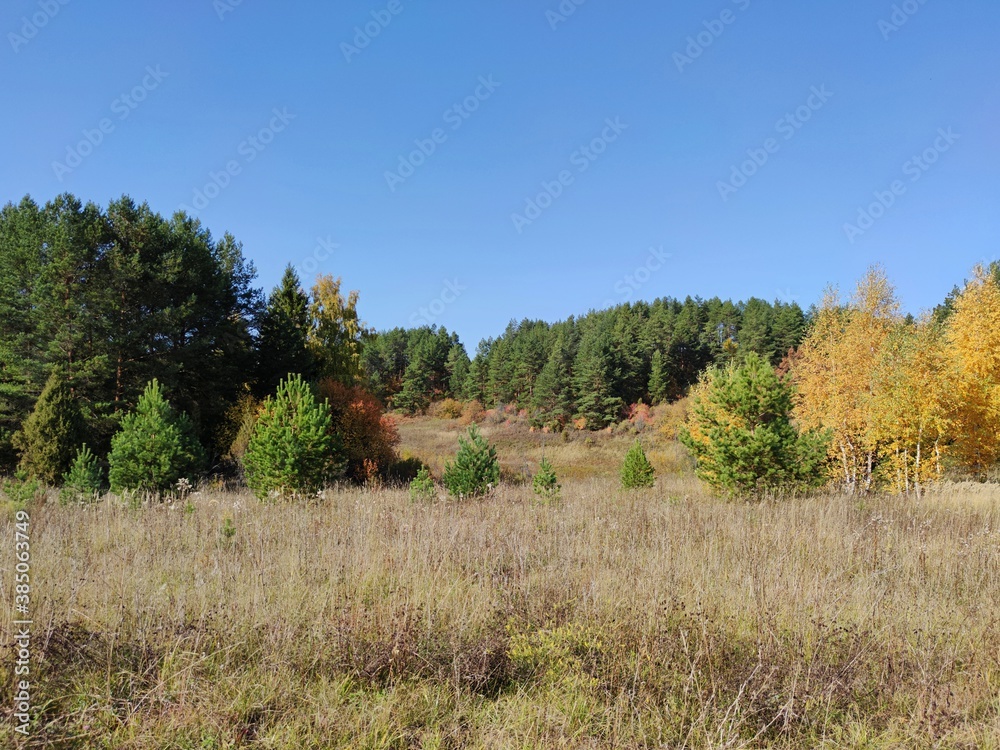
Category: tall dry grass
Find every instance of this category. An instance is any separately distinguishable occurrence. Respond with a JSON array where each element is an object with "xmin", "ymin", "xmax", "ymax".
[{"xmin": 1, "ymin": 475, "xmax": 1000, "ymax": 748}]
